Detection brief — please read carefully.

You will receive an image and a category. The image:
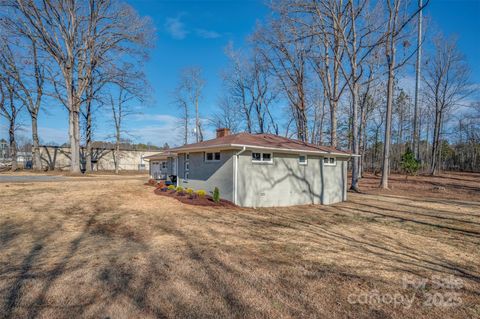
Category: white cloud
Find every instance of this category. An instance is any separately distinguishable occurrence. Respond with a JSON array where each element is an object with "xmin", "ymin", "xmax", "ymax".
[
  {"xmin": 195, "ymin": 28, "xmax": 221, "ymax": 39},
  {"xmin": 164, "ymin": 13, "xmax": 221, "ymax": 40},
  {"xmin": 165, "ymin": 14, "xmax": 188, "ymax": 40},
  {"xmin": 131, "ymin": 113, "xmax": 178, "ymax": 123}
]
